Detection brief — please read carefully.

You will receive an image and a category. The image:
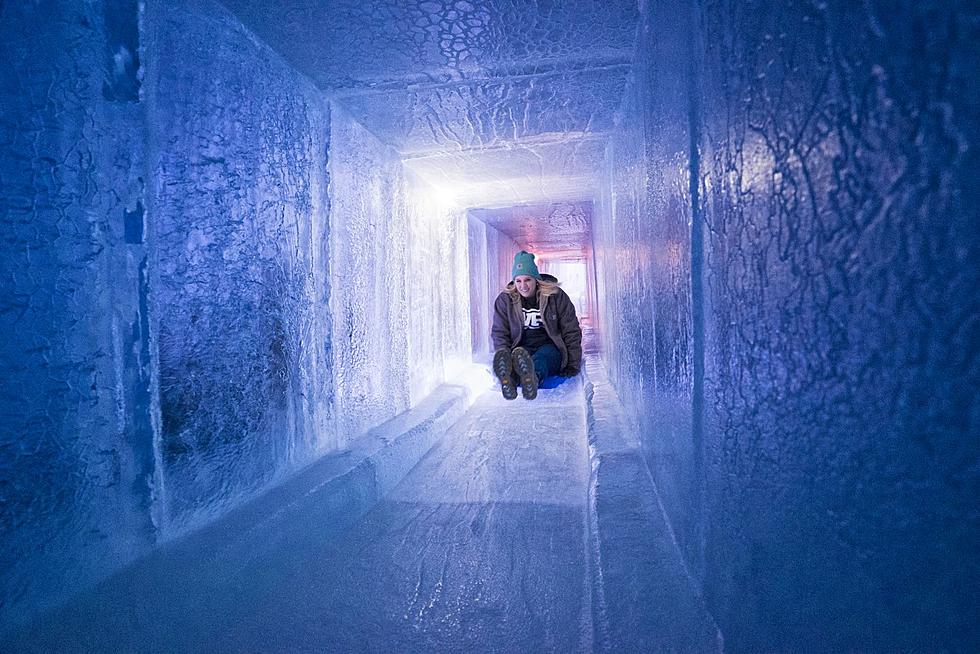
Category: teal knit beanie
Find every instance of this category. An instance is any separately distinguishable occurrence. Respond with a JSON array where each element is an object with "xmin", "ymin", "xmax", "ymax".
[{"xmin": 512, "ymin": 250, "xmax": 541, "ymax": 280}]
